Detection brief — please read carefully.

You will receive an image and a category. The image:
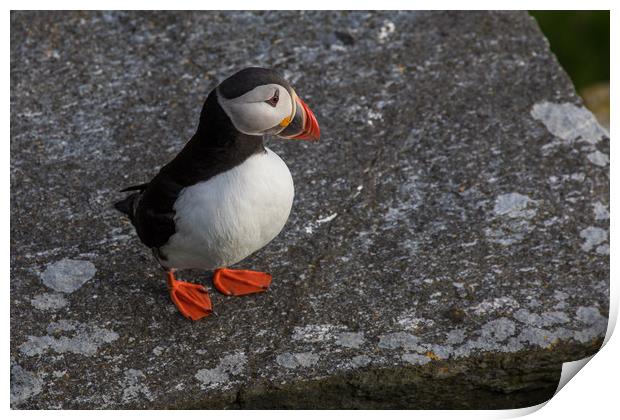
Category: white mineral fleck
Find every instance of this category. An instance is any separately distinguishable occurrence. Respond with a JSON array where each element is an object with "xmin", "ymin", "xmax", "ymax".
[
  {"xmin": 593, "ymin": 202, "xmax": 609, "ymax": 220},
  {"xmin": 10, "ymin": 364, "xmax": 43, "ymax": 406},
  {"xmin": 378, "ymin": 20, "xmax": 395, "ymax": 42},
  {"xmin": 579, "ymin": 226, "xmax": 608, "ymax": 252},
  {"xmin": 292, "ymin": 324, "xmax": 337, "ymax": 342},
  {"xmin": 493, "ymin": 193, "xmax": 536, "ymax": 219},
  {"xmin": 378, "ymin": 332, "xmax": 420, "ymax": 351},
  {"xmin": 195, "ymin": 352, "xmax": 247, "ymax": 386},
  {"xmin": 531, "ymin": 101, "xmax": 608, "ymax": 144},
  {"xmin": 122, "ymin": 369, "xmax": 153, "ymax": 403},
  {"xmin": 481, "ymin": 318, "xmax": 516, "ymax": 341},
  {"xmin": 40, "ymin": 259, "xmax": 96, "ymax": 293},
  {"xmin": 30, "ymin": 293, "xmax": 68, "ymax": 311},
  {"xmin": 445, "ymin": 329, "xmax": 466, "ymax": 345},
  {"xmin": 351, "ymin": 355, "xmax": 371, "ymax": 367},
  {"xmin": 276, "ymin": 352, "xmax": 319, "ymax": 369},
  {"xmin": 19, "ymin": 321, "xmax": 118, "ymax": 357},
  {"xmin": 335, "ymin": 332, "xmax": 365, "ymax": 349},
  {"xmin": 402, "ymin": 353, "xmax": 431, "ymax": 365},
  {"xmin": 587, "ymin": 151, "xmax": 609, "ymax": 167},
  {"xmin": 596, "ymin": 244, "xmax": 609, "ymax": 255}
]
